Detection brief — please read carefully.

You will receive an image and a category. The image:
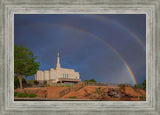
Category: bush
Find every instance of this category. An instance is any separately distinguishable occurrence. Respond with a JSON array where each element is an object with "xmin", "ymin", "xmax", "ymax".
[
  {"xmin": 89, "ymin": 79, "xmax": 96, "ymax": 83},
  {"xmin": 14, "ymin": 92, "xmax": 18, "ymax": 96},
  {"xmin": 16, "ymin": 92, "xmax": 28, "ymax": 97},
  {"xmin": 140, "ymin": 96, "xmax": 145, "ymax": 99},
  {"xmin": 83, "ymin": 80, "xmax": 88, "ymax": 85},
  {"xmin": 69, "ymin": 96, "xmax": 76, "ymax": 99},
  {"xmin": 94, "ymin": 91, "xmax": 101, "ymax": 95},
  {"xmin": 60, "ymin": 85, "xmax": 64, "ymax": 87},
  {"xmin": 44, "ymin": 80, "xmax": 47, "ymax": 85},
  {"xmin": 142, "ymin": 80, "xmax": 146, "ymax": 90},
  {"xmin": 94, "ymin": 88, "xmax": 102, "ymax": 95},
  {"xmin": 14, "ymin": 86, "xmax": 17, "ymax": 89},
  {"xmin": 28, "ymin": 93, "xmax": 37, "ymax": 98},
  {"xmin": 66, "ymin": 85, "xmax": 71, "ymax": 87},
  {"xmin": 28, "ymin": 80, "xmax": 35, "ymax": 84},
  {"xmin": 34, "ymin": 80, "xmax": 39, "ymax": 85}
]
